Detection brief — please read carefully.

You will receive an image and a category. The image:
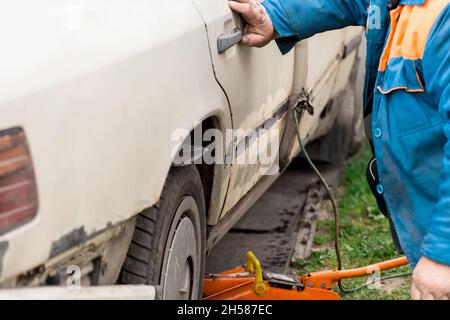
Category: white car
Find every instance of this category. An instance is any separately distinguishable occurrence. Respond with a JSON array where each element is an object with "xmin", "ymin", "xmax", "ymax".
[{"xmin": 0, "ymin": 0, "xmax": 364, "ymax": 299}]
